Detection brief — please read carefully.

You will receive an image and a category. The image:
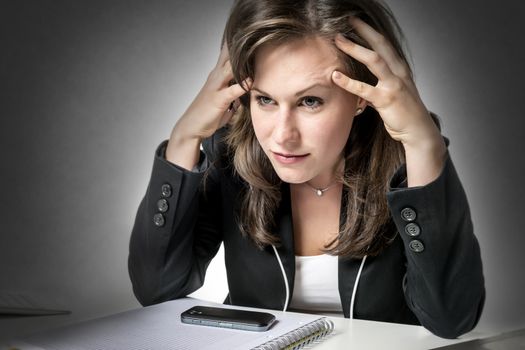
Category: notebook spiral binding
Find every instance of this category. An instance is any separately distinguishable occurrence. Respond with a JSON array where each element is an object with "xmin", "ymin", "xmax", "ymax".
[{"xmin": 252, "ymin": 317, "xmax": 334, "ymax": 350}]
